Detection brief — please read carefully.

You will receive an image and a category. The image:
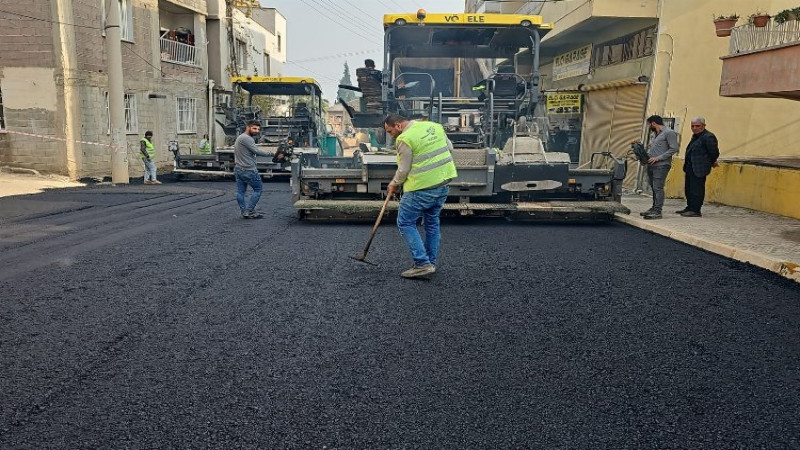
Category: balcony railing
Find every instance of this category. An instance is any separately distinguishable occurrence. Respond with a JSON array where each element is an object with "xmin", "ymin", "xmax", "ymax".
[
  {"xmin": 729, "ymin": 20, "xmax": 800, "ymax": 55},
  {"xmin": 160, "ymin": 38, "xmax": 202, "ymax": 67}
]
